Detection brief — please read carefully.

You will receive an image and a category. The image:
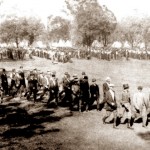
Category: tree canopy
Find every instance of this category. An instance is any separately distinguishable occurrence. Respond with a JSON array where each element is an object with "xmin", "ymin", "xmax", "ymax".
[
  {"xmin": 47, "ymin": 16, "xmax": 70, "ymax": 43},
  {"xmin": 65, "ymin": 0, "xmax": 117, "ymax": 48},
  {"xmin": 0, "ymin": 17, "xmax": 44, "ymax": 47}
]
